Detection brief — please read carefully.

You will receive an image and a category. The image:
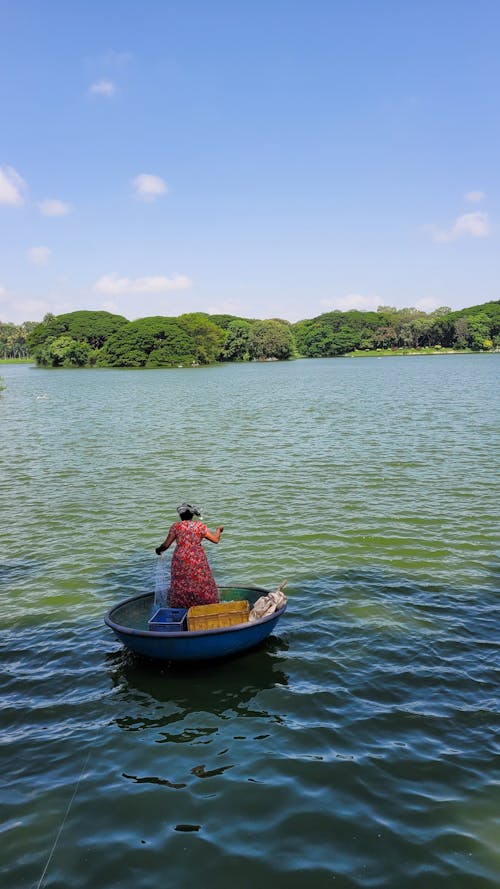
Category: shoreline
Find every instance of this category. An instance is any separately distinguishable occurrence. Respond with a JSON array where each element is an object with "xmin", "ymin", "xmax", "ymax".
[
  {"xmin": 344, "ymin": 347, "xmax": 474, "ymax": 358},
  {"xmin": 2, "ymin": 349, "xmax": 498, "ymax": 369}
]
